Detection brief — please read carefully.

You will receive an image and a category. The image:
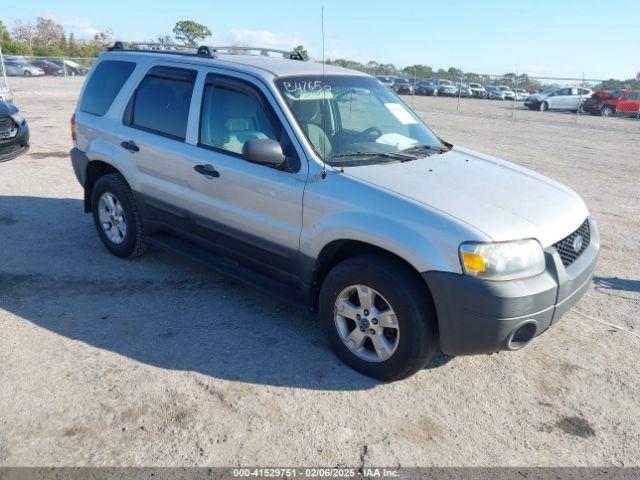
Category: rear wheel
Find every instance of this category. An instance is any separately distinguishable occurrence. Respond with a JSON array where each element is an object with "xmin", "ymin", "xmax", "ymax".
[
  {"xmin": 91, "ymin": 173, "xmax": 147, "ymax": 259},
  {"xmin": 600, "ymin": 105, "xmax": 614, "ymax": 117},
  {"xmin": 319, "ymin": 255, "xmax": 437, "ymax": 381}
]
